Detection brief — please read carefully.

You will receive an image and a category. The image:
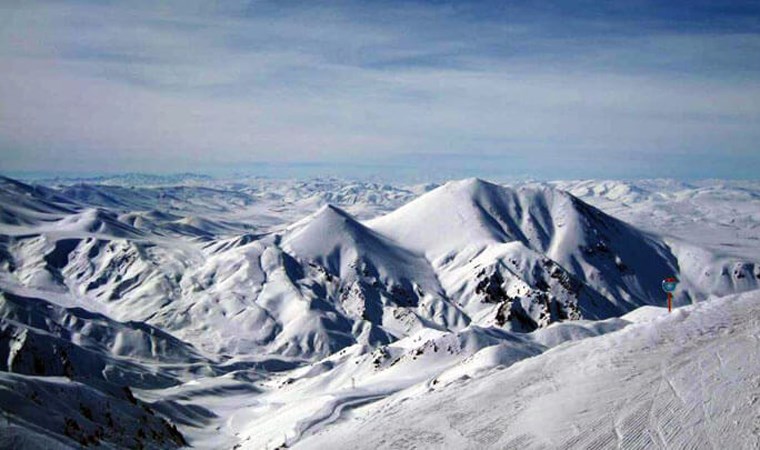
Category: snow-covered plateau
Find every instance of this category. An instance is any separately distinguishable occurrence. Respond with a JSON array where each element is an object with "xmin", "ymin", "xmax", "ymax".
[{"xmin": 0, "ymin": 175, "xmax": 758, "ymax": 449}]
